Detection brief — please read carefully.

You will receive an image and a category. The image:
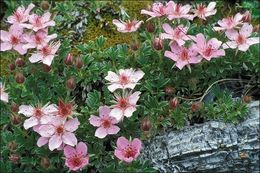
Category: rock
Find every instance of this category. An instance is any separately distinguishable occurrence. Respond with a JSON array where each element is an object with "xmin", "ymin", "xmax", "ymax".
[{"xmin": 141, "ymin": 101, "xmax": 260, "ymax": 173}]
